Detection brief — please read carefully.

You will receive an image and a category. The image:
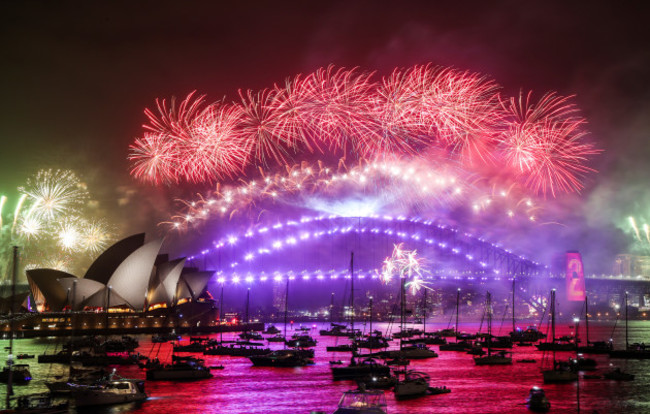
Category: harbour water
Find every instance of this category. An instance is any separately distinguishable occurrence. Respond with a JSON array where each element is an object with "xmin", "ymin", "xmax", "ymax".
[{"xmin": 2, "ymin": 320, "xmax": 650, "ymax": 413}]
